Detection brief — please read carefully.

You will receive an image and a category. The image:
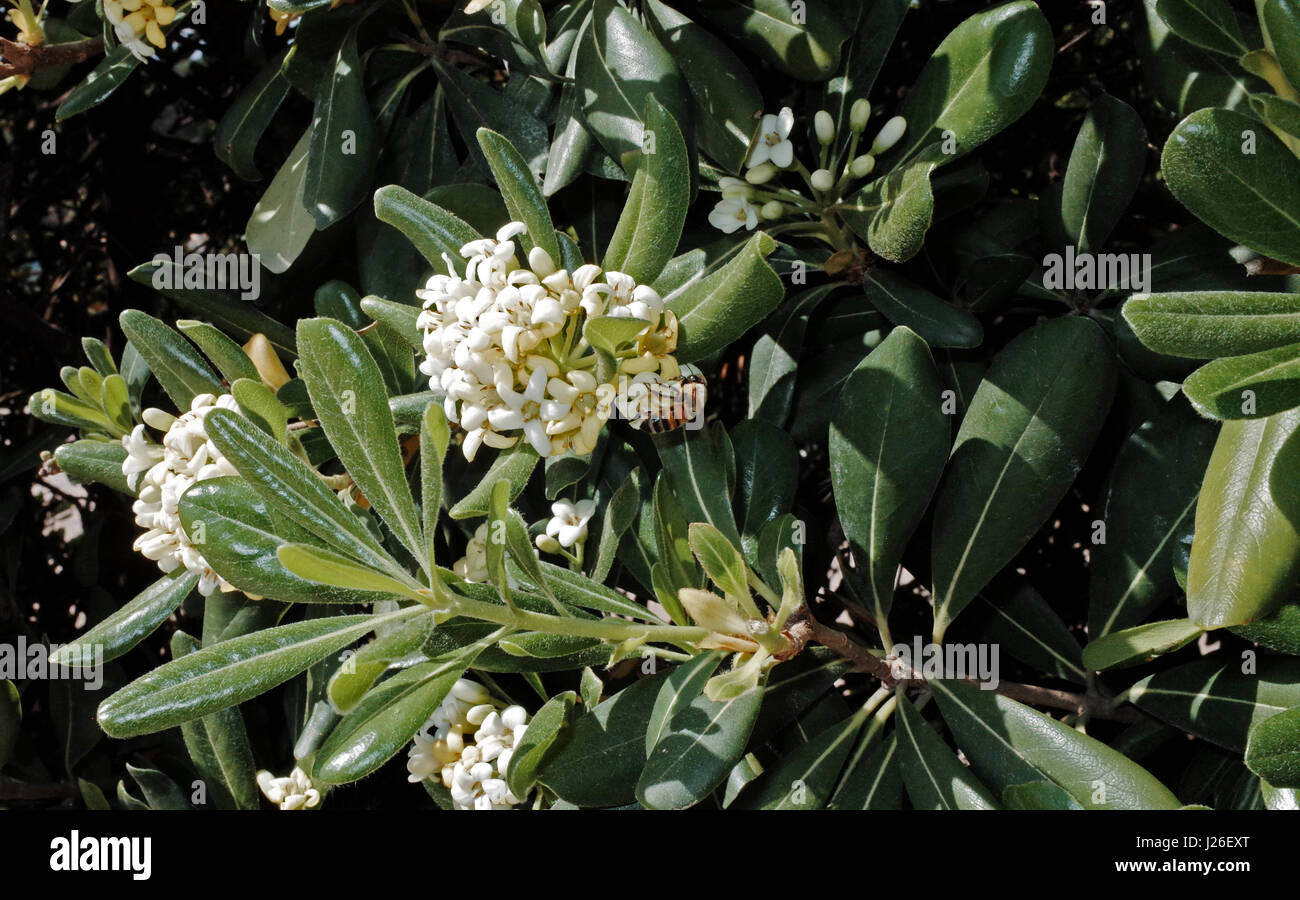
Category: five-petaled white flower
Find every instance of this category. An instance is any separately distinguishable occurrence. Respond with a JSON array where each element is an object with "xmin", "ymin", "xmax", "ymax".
[
  {"xmin": 747, "ymin": 107, "xmax": 796, "ymax": 169},
  {"xmin": 708, "ymin": 196, "xmax": 761, "ymax": 234},
  {"xmin": 546, "ymin": 498, "xmax": 596, "ymax": 548}
]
